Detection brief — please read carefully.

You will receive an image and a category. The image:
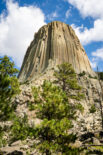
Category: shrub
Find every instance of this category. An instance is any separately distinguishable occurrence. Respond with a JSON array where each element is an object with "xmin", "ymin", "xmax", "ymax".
[
  {"xmin": 79, "ymin": 71, "xmax": 86, "ymax": 77},
  {"xmin": 10, "ymin": 114, "xmax": 34, "ymax": 142}
]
